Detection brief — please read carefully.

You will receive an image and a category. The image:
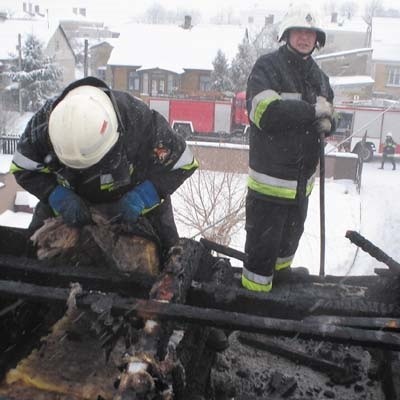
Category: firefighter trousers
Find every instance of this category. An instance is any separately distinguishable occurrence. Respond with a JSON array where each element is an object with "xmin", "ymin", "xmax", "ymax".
[{"xmin": 244, "ymin": 194, "xmax": 309, "ymax": 280}]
